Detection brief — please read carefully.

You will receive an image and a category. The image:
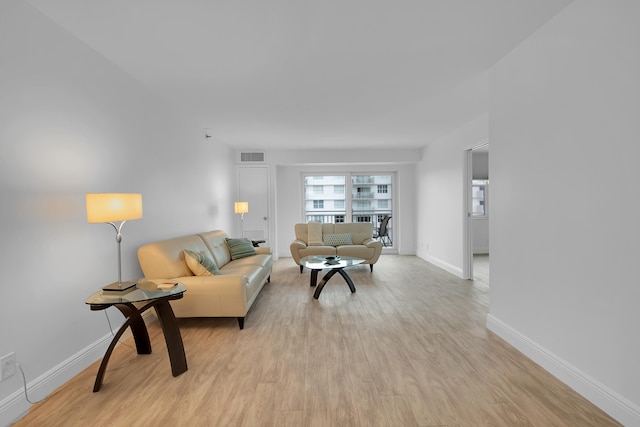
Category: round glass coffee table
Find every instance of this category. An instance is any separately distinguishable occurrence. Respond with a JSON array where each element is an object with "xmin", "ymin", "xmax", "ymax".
[{"xmin": 300, "ymin": 256, "xmax": 365, "ymax": 299}]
